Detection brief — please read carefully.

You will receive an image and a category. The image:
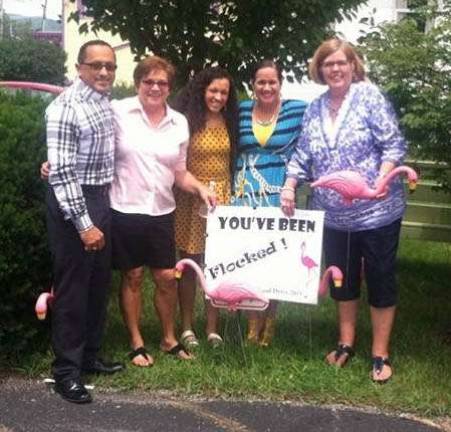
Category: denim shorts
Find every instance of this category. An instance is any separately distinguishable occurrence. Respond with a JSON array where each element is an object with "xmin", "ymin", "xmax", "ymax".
[{"xmin": 324, "ymin": 218, "xmax": 402, "ymax": 308}]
